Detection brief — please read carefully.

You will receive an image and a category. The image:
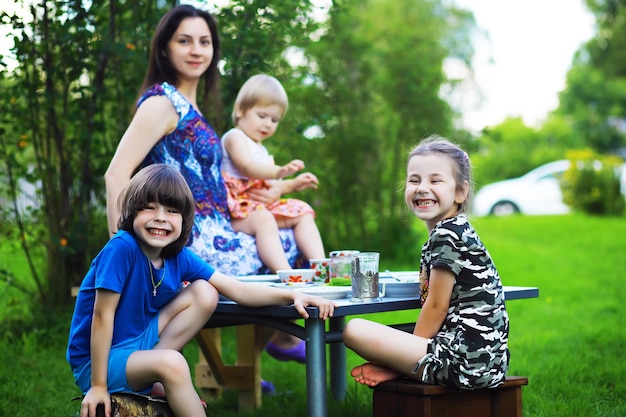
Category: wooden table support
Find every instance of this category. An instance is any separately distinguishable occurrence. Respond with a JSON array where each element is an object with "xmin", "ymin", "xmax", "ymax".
[{"xmin": 194, "ymin": 325, "xmax": 264, "ymax": 409}]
